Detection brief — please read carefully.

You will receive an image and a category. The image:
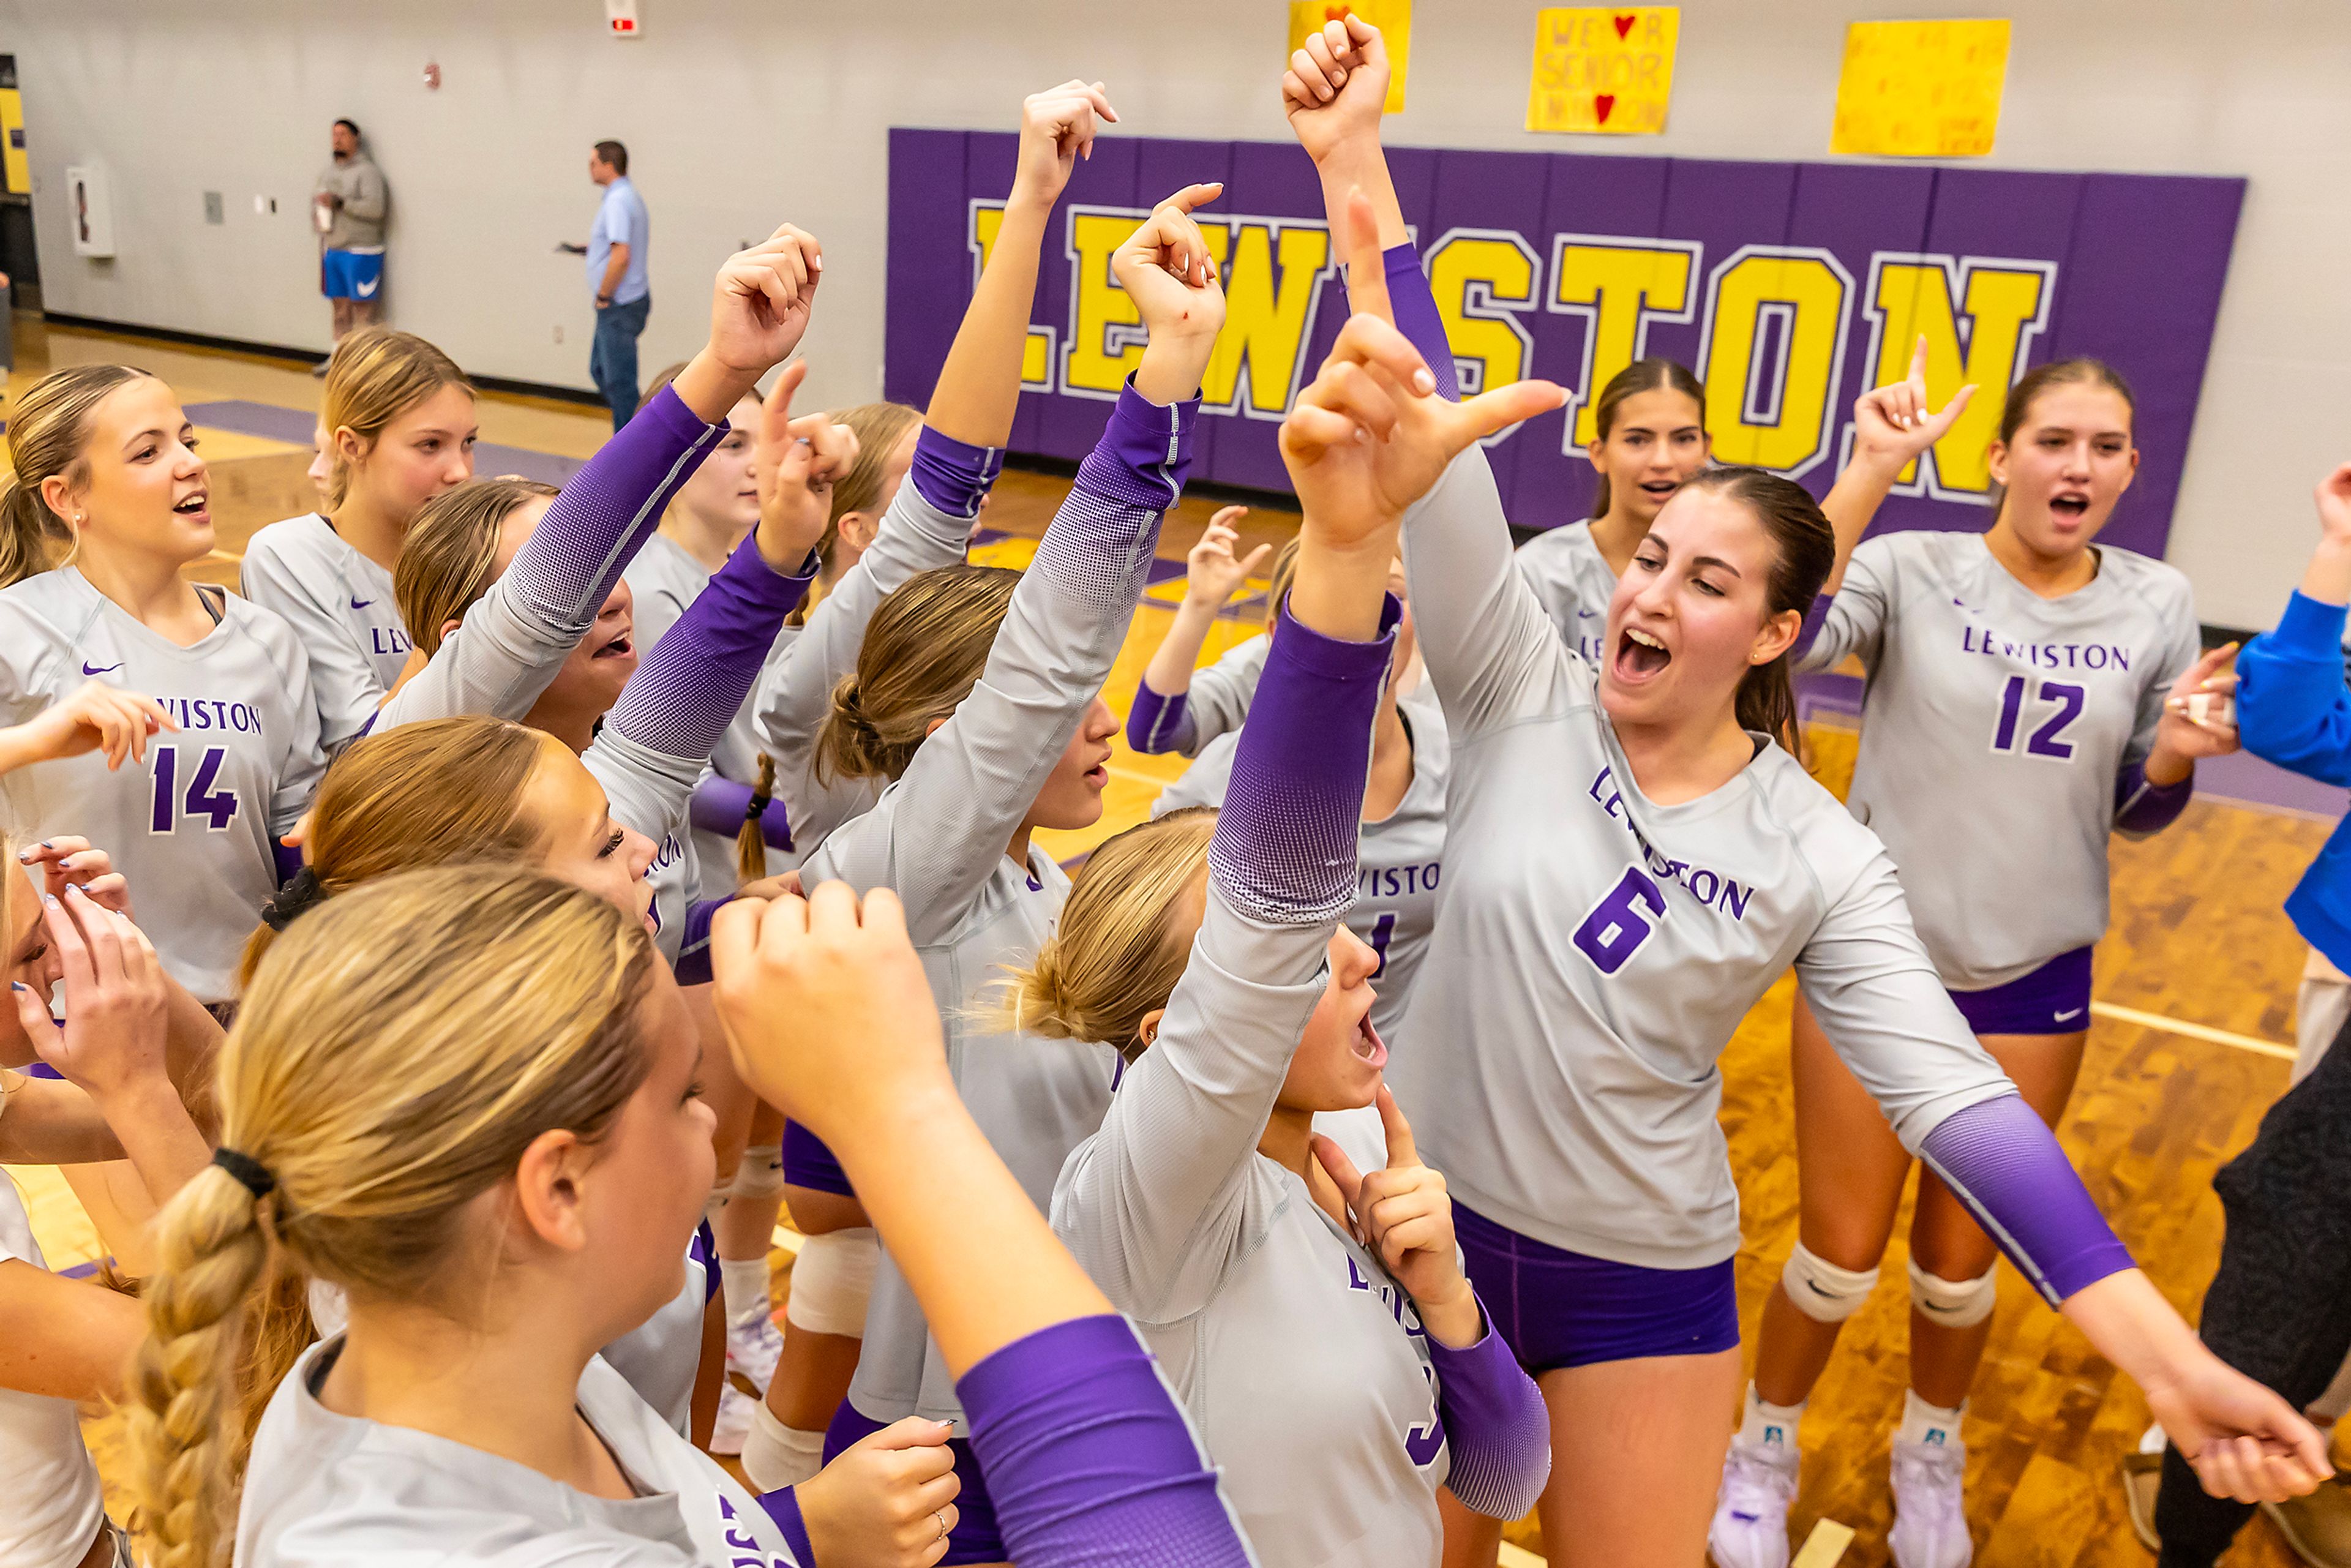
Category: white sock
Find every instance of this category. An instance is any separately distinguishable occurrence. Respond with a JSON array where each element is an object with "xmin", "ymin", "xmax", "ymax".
[
  {"xmin": 741, "ymin": 1397, "xmax": 828, "ymax": 1491},
  {"xmin": 1738, "ymin": 1382, "xmax": 1806, "ymax": 1454},
  {"xmin": 721, "ymin": 1257, "xmax": 773, "ymax": 1333},
  {"xmin": 1895, "ymin": 1387, "xmax": 1966, "ymax": 1449}
]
